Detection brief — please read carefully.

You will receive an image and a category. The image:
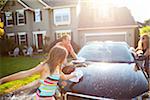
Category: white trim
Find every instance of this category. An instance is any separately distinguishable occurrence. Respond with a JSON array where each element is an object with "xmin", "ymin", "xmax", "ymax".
[
  {"xmin": 32, "ymin": 31, "xmax": 46, "ymax": 35},
  {"xmin": 78, "ymin": 25, "xmax": 138, "ymax": 31},
  {"xmin": 38, "ymin": 0, "xmax": 76, "ymax": 9},
  {"xmin": 18, "ymin": 32, "xmax": 27, "ymax": 45},
  {"xmin": 7, "ymin": 33, "xmax": 15, "ymax": 37},
  {"xmin": 17, "ymin": 0, "xmax": 33, "ymax": 11},
  {"xmin": 16, "ymin": 10, "xmax": 25, "ymax": 26},
  {"xmin": 55, "ymin": 30, "xmax": 71, "ymax": 39},
  {"xmin": 52, "ymin": 5, "xmax": 76, "ymax": 9},
  {"xmin": 64, "ymin": 92, "xmax": 111, "ymax": 100},
  {"xmin": 32, "ymin": 31, "xmax": 46, "ymax": 51},
  {"xmin": 84, "ymin": 32, "xmax": 127, "ymax": 44},
  {"xmin": 18, "ymin": 32, "xmax": 26, "ymax": 35},
  {"xmin": 34, "ymin": 9, "xmax": 41, "ymax": 22},
  {"xmin": 6, "ymin": 25, "xmax": 14, "ymax": 27},
  {"xmin": 55, "ymin": 30, "xmax": 71, "ymax": 33},
  {"xmin": 5, "ymin": 12, "xmax": 14, "ymax": 27},
  {"xmin": 38, "ymin": 0, "xmax": 52, "ymax": 9},
  {"xmin": 53, "ymin": 8, "xmax": 71, "ymax": 26}
]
